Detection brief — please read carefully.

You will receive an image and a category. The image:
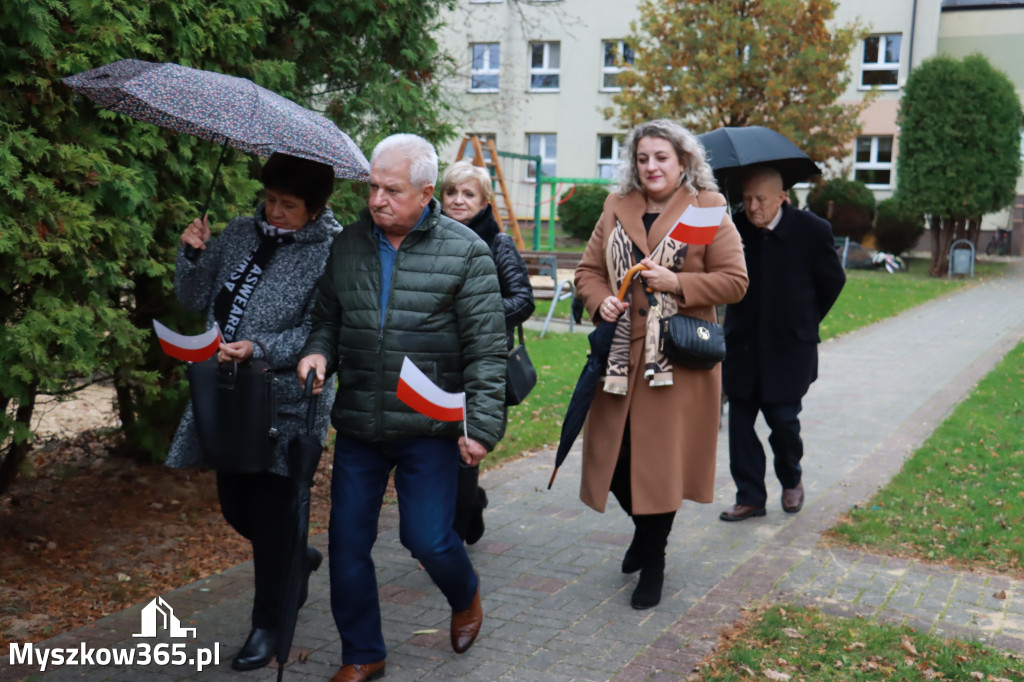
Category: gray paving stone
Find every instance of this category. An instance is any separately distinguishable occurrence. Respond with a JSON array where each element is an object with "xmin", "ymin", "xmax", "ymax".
[{"xmin": 9, "ymin": 263, "xmax": 1024, "ymax": 681}]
